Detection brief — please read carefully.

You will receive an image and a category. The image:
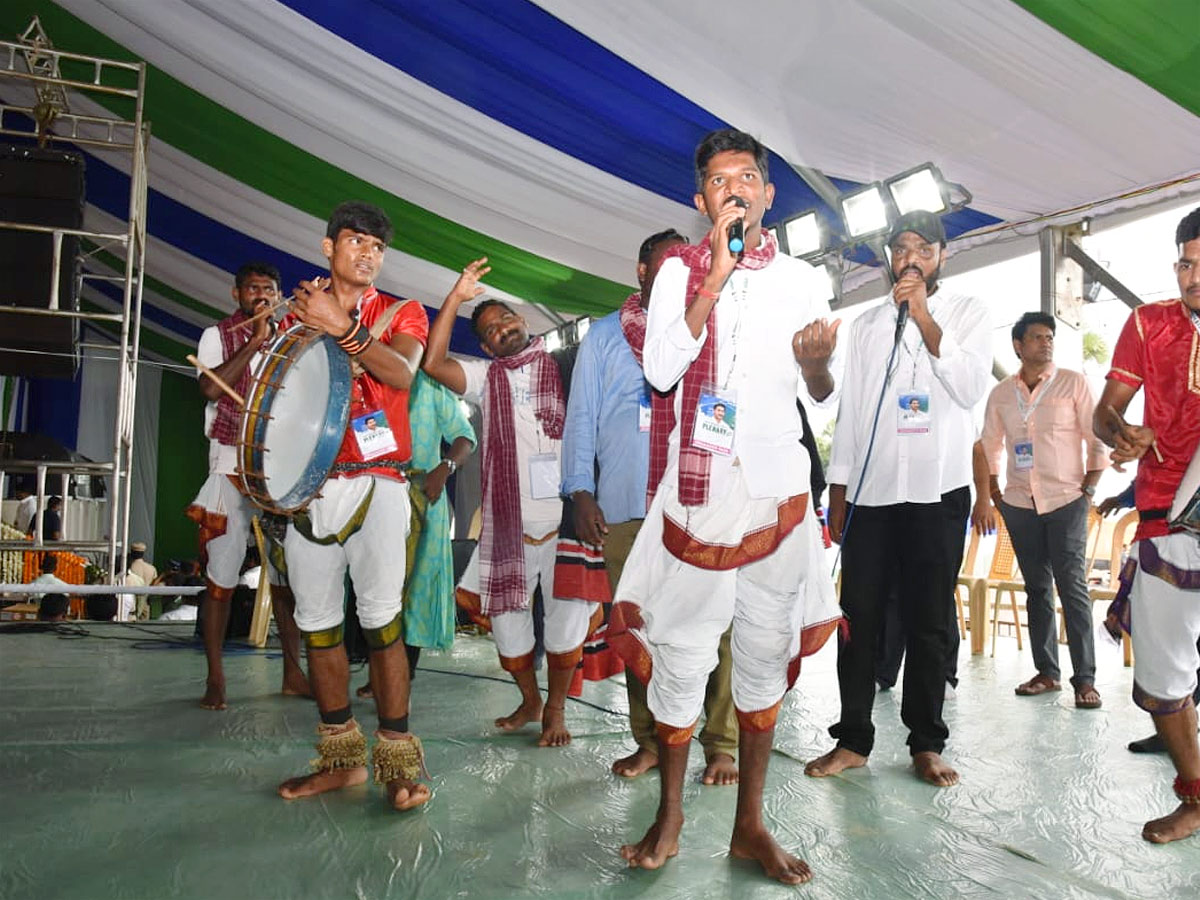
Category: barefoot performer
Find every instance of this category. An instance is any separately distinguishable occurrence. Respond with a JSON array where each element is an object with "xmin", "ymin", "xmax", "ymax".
[
  {"xmin": 1093, "ymin": 207, "xmax": 1200, "ymax": 844},
  {"xmin": 424, "ymin": 263, "xmax": 597, "ymax": 747},
  {"xmin": 187, "ymin": 262, "xmax": 310, "ymax": 709},
  {"xmin": 607, "ymin": 129, "xmax": 840, "ymax": 885},
  {"xmin": 561, "ymin": 228, "xmax": 739, "ymax": 785},
  {"xmin": 275, "ymin": 202, "xmax": 431, "ymax": 812},
  {"xmin": 808, "ymin": 210, "xmax": 990, "ymax": 789}
]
